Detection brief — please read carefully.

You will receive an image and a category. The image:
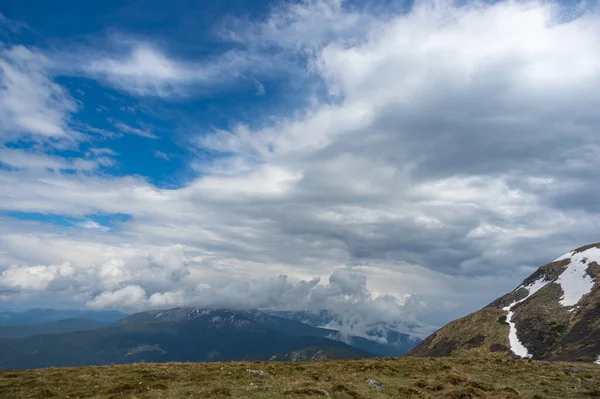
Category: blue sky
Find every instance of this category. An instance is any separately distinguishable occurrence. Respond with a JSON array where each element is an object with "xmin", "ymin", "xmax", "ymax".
[
  {"xmin": 1, "ymin": 0, "xmax": 294, "ymax": 188},
  {"xmin": 1, "ymin": 0, "xmax": 600, "ymax": 335}
]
